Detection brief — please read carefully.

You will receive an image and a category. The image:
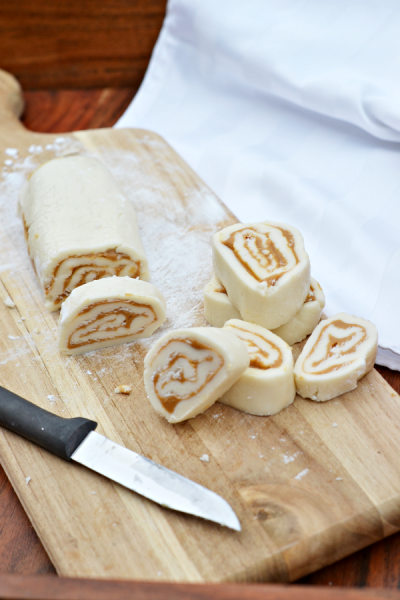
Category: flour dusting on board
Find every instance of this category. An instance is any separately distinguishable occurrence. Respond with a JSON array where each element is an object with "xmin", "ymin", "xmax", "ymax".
[
  {"xmin": 96, "ymin": 147, "xmax": 228, "ymax": 346},
  {"xmin": 0, "ymin": 139, "xmax": 229, "ymax": 370}
]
